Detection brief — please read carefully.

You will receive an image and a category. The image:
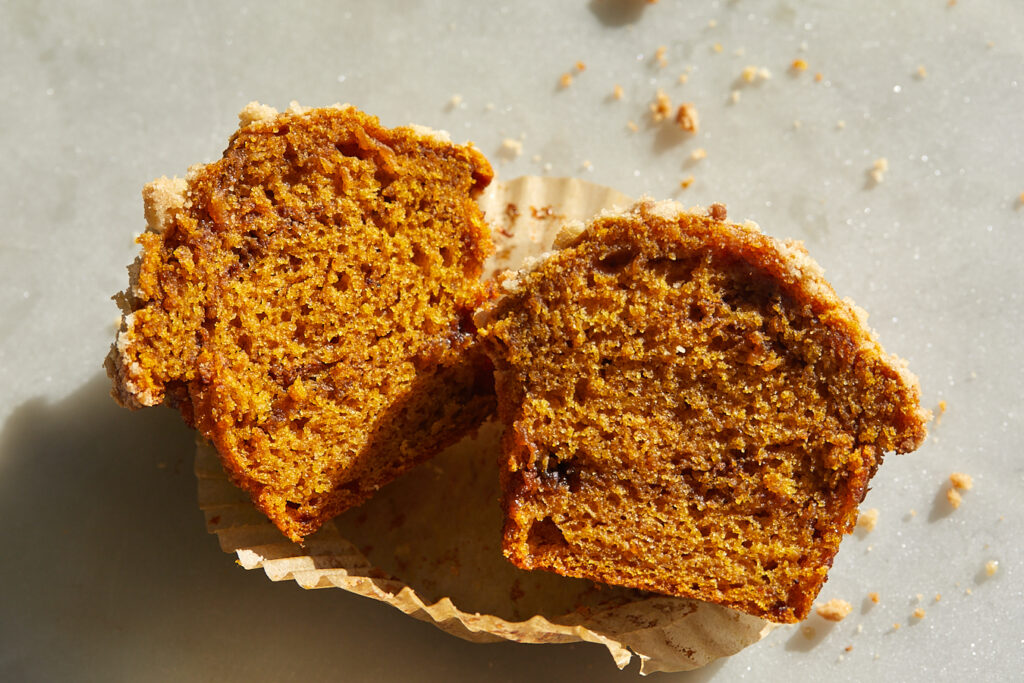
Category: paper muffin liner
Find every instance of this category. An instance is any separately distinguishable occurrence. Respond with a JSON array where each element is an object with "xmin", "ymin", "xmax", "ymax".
[{"xmin": 194, "ymin": 175, "xmax": 773, "ymax": 674}]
